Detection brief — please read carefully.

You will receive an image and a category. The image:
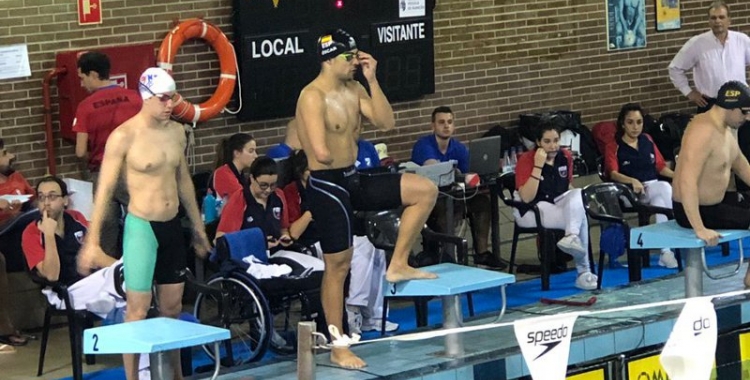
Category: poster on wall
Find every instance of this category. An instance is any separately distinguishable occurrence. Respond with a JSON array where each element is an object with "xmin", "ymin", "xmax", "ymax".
[
  {"xmin": 607, "ymin": 0, "xmax": 647, "ymax": 51},
  {"xmin": 399, "ymin": 0, "xmax": 425, "ymax": 18},
  {"xmin": 656, "ymin": 0, "xmax": 680, "ymax": 31}
]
